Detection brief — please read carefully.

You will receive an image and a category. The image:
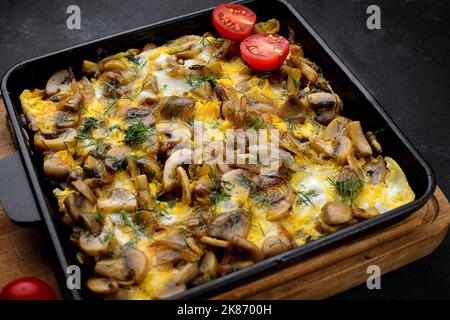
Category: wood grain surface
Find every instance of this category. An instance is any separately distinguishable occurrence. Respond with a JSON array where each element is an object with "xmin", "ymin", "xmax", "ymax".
[{"xmin": 0, "ymin": 96, "xmax": 448, "ymax": 300}]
